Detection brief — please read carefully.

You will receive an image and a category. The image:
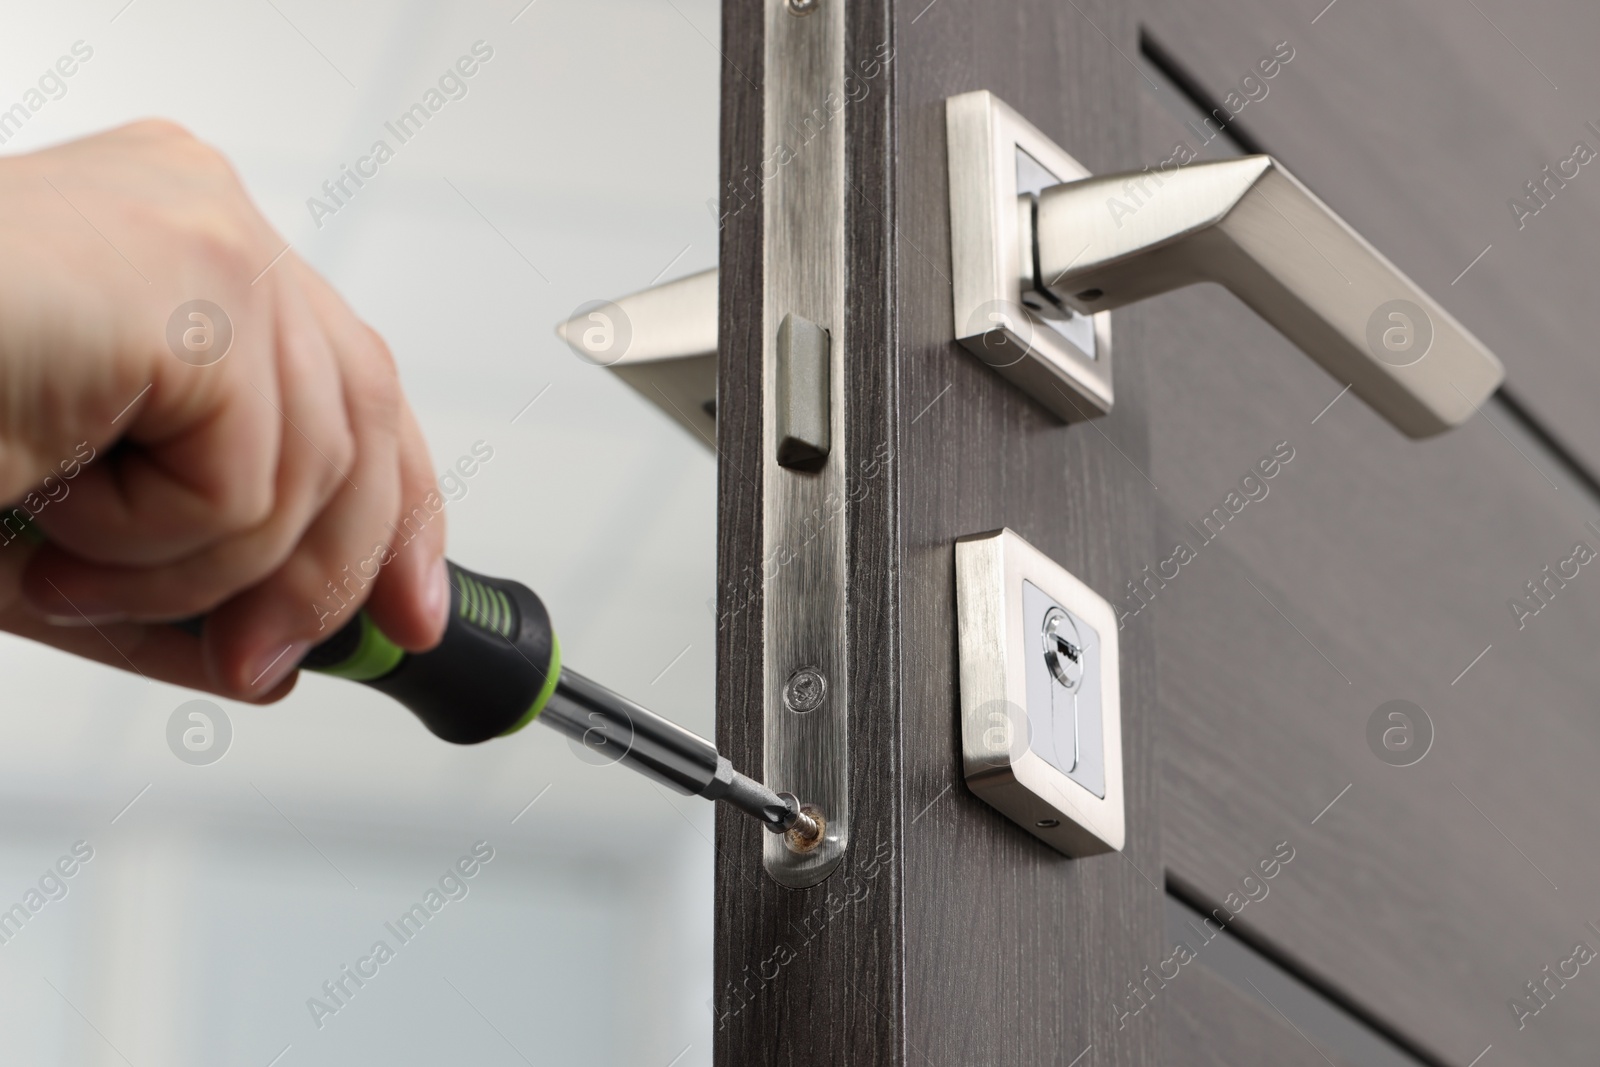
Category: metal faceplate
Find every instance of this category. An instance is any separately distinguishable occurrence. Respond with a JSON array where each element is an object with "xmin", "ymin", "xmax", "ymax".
[
  {"xmin": 947, "ymin": 90, "xmax": 1114, "ymax": 421},
  {"xmin": 760, "ymin": 0, "xmax": 849, "ymax": 888},
  {"xmin": 955, "ymin": 529, "xmax": 1124, "ymax": 857}
]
